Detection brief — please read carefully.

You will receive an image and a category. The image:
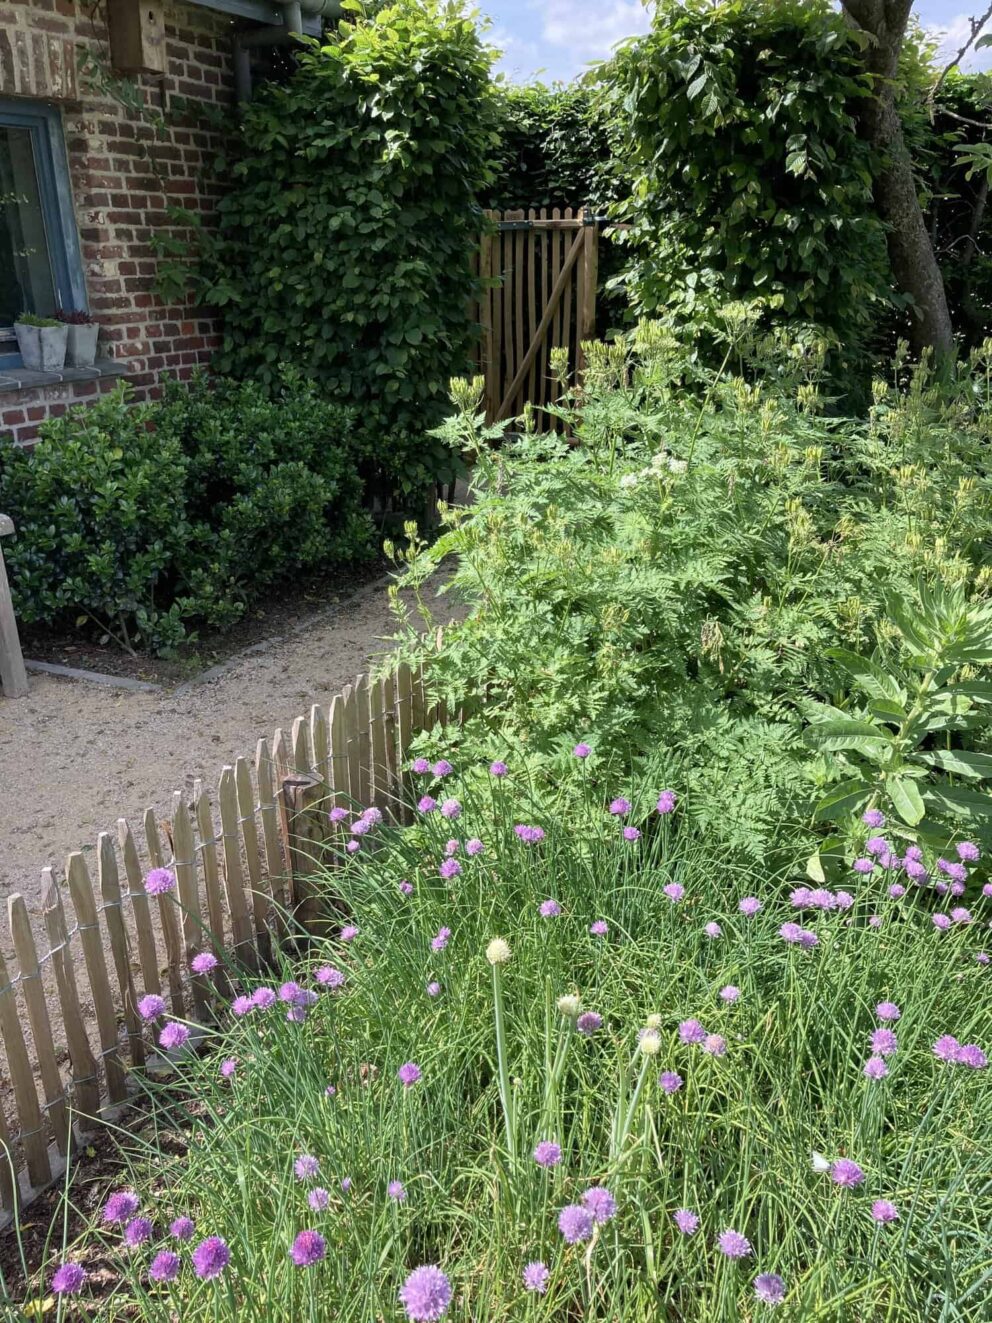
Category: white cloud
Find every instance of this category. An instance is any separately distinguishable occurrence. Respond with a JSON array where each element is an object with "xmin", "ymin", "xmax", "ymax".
[
  {"xmin": 537, "ymin": 0, "xmax": 652, "ymax": 78},
  {"xmin": 490, "ymin": 23, "xmax": 546, "ymax": 82},
  {"xmin": 927, "ymin": 13, "xmax": 992, "ymax": 71}
]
